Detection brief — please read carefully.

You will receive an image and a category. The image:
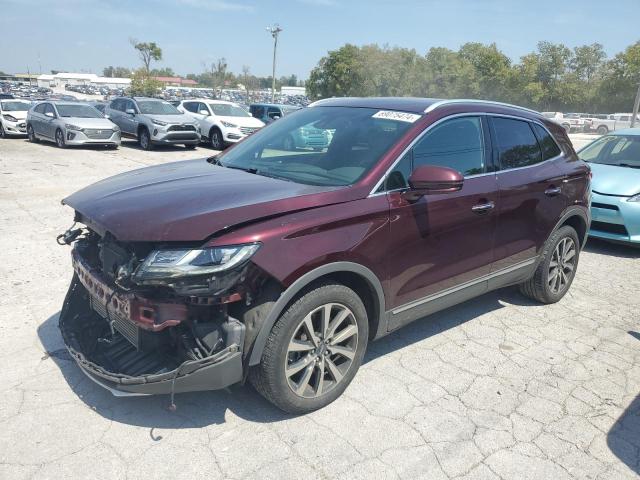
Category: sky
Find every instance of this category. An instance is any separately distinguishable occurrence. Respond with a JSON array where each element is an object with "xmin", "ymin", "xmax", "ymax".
[{"xmin": 1, "ymin": 0, "xmax": 639, "ymax": 80}]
